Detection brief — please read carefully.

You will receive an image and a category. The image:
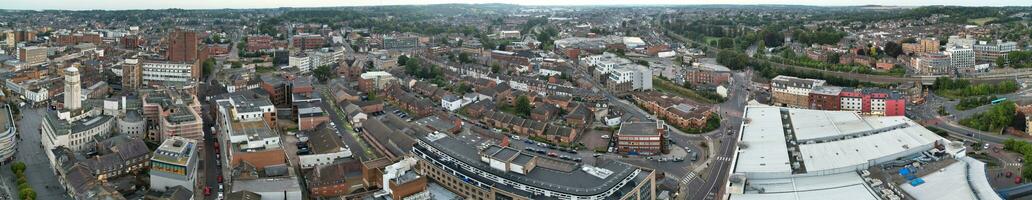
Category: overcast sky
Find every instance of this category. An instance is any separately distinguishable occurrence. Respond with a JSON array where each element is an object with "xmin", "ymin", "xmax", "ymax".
[{"xmin": 0, "ymin": 0, "xmax": 1027, "ymax": 10}]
